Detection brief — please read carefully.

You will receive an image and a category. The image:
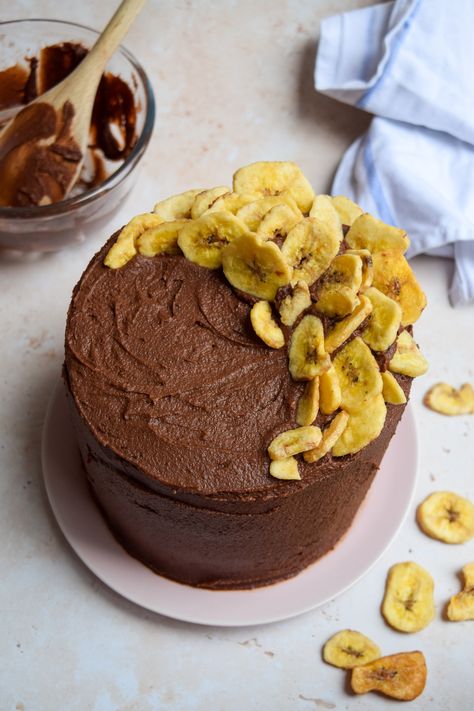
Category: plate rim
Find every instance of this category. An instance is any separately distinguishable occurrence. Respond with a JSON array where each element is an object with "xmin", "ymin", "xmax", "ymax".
[{"xmin": 42, "ymin": 379, "xmax": 418, "ymax": 627}]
